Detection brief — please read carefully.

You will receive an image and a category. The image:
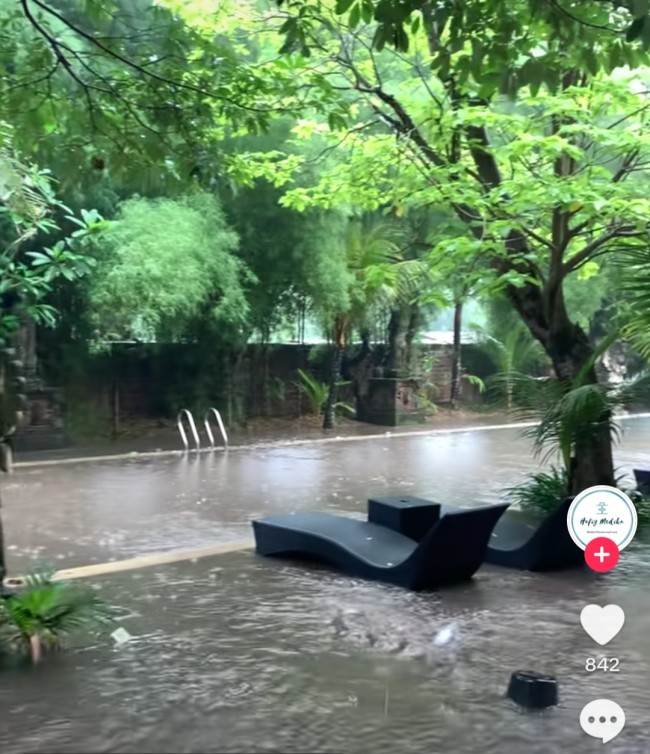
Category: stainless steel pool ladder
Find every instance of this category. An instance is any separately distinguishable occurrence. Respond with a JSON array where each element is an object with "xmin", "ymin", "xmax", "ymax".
[{"xmin": 177, "ymin": 408, "xmax": 228, "ymax": 451}]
